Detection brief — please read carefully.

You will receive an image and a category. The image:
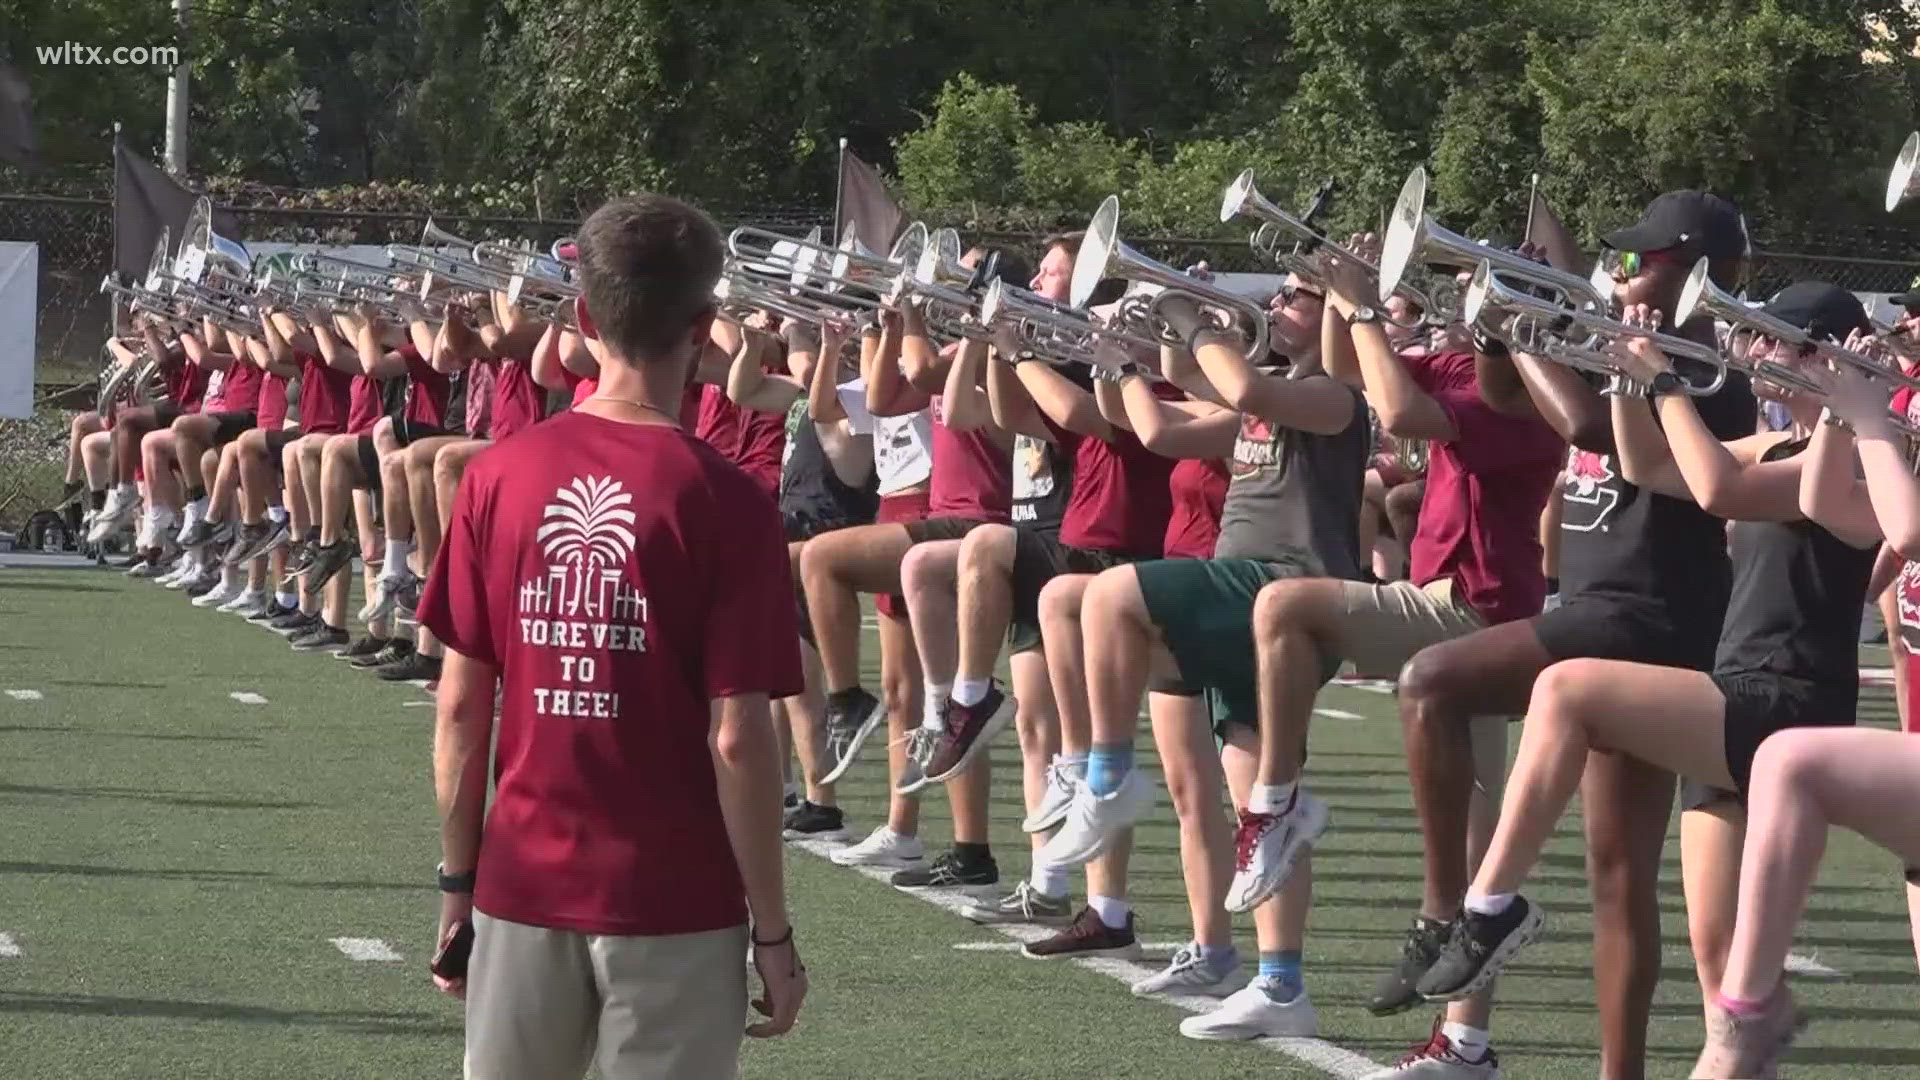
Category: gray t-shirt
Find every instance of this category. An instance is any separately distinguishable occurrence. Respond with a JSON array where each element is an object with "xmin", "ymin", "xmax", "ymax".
[{"xmin": 1213, "ymin": 377, "xmax": 1368, "ymax": 579}]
